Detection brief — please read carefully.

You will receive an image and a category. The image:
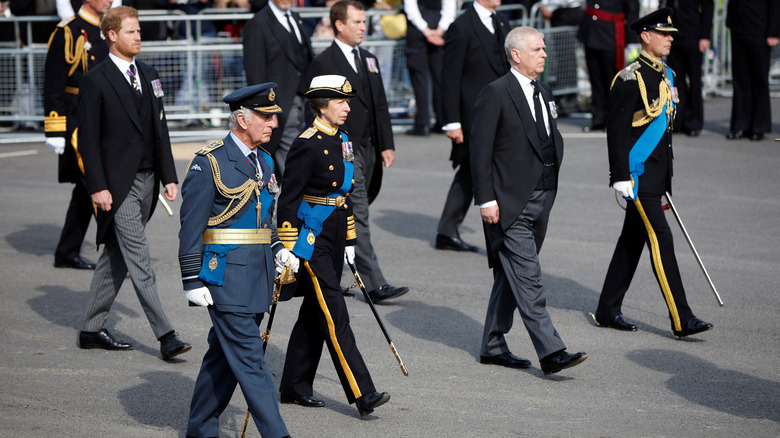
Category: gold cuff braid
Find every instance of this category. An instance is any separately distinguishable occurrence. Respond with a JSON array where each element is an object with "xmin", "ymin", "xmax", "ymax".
[
  {"xmin": 279, "ymin": 221, "xmax": 298, "ymax": 251},
  {"xmin": 346, "ymin": 215, "xmax": 357, "ymax": 241}
]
